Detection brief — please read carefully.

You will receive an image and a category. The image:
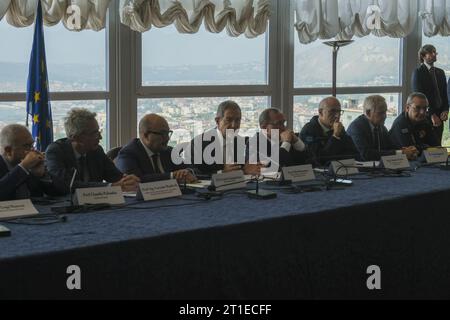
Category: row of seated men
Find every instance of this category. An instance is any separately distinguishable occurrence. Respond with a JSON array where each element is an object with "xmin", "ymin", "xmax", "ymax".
[{"xmin": 0, "ymin": 92, "xmax": 441, "ymax": 202}]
